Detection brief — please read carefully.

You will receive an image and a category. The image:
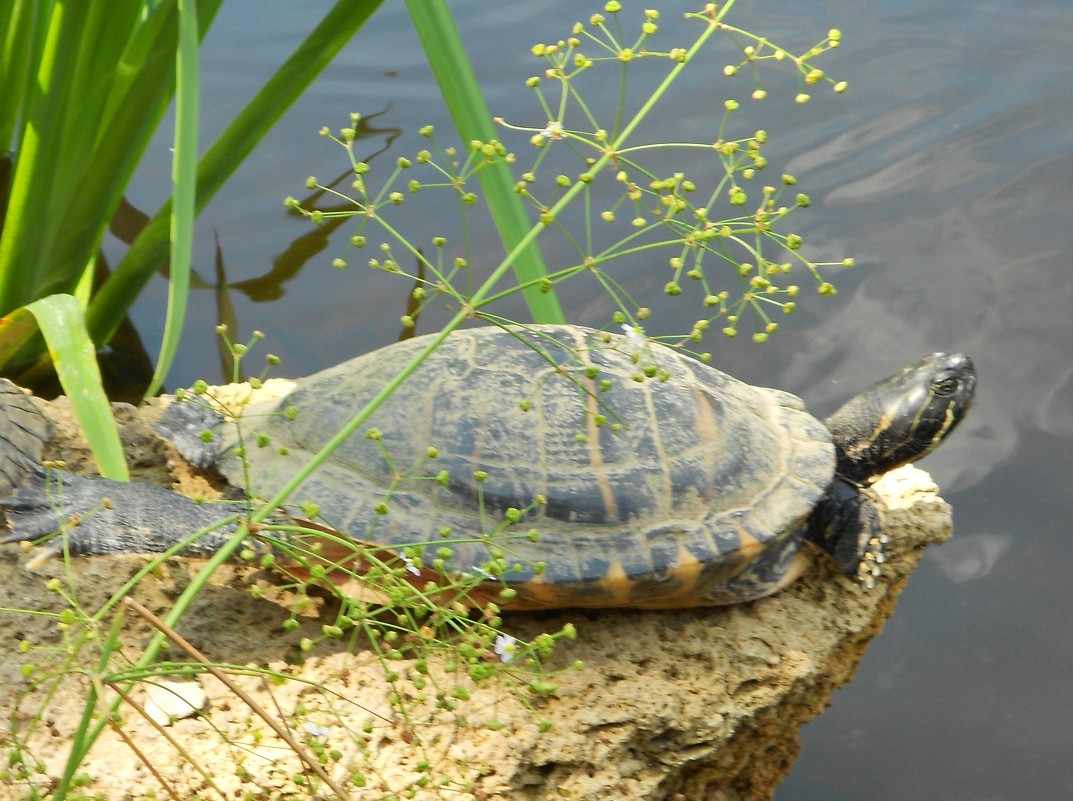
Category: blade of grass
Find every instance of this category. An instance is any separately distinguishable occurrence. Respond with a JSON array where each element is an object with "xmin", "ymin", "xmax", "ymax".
[
  {"xmin": 0, "ymin": 0, "xmax": 214, "ymax": 316},
  {"xmin": 0, "ymin": 1, "xmax": 92, "ymax": 312},
  {"xmin": 404, "ymin": 0, "xmax": 564, "ymax": 325},
  {"xmin": 0, "ymin": 0, "xmax": 35, "ymax": 153},
  {"xmin": 0, "ymin": 305, "xmax": 40, "ymax": 366},
  {"xmin": 47, "ymin": 0, "xmax": 225, "ymax": 298},
  {"xmin": 2, "ymin": 1, "xmax": 154, "ymax": 305},
  {"xmin": 24, "ymin": 294, "xmax": 128, "ymax": 481},
  {"xmin": 146, "ymin": 0, "xmax": 200, "ymax": 397}
]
